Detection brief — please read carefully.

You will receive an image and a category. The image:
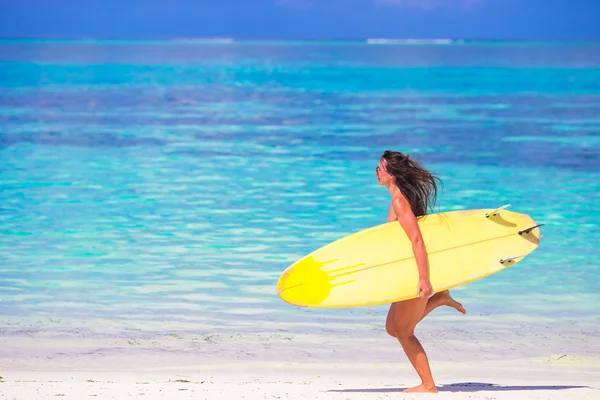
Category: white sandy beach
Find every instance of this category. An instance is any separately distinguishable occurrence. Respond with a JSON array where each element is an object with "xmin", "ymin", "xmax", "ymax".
[
  {"xmin": 2, "ymin": 316, "xmax": 600, "ymax": 400},
  {"xmin": 2, "ymin": 359, "xmax": 599, "ymax": 399}
]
